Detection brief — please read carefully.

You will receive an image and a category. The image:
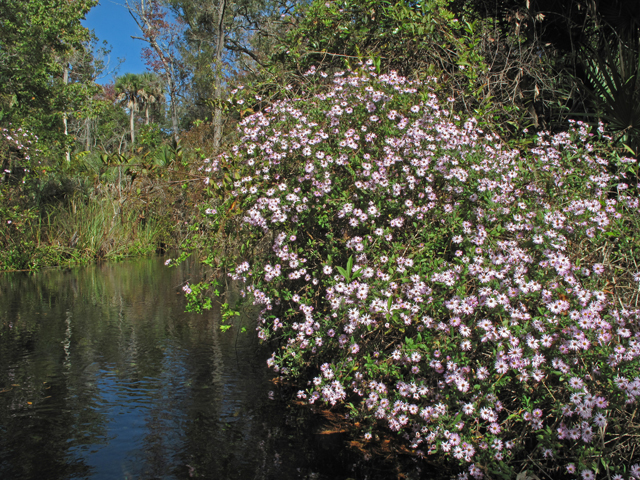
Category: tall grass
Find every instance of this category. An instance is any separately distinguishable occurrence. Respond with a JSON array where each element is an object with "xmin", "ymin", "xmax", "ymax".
[
  {"xmin": 0, "ymin": 189, "xmax": 174, "ymax": 271},
  {"xmin": 45, "ymin": 192, "xmax": 169, "ymax": 261}
]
